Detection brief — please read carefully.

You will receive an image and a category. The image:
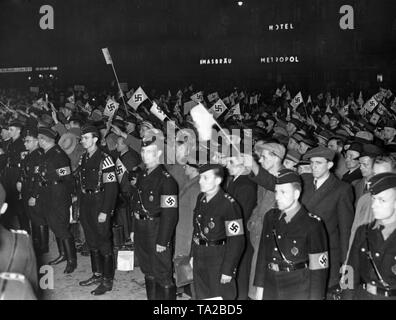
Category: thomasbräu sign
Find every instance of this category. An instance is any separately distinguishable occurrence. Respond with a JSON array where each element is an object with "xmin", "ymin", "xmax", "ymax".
[
  {"xmin": 268, "ymin": 23, "xmax": 295, "ymax": 31},
  {"xmin": 260, "ymin": 56, "xmax": 300, "ymax": 63},
  {"xmin": 200, "ymin": 58, "xmax": 232, "ymax": 65}
]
